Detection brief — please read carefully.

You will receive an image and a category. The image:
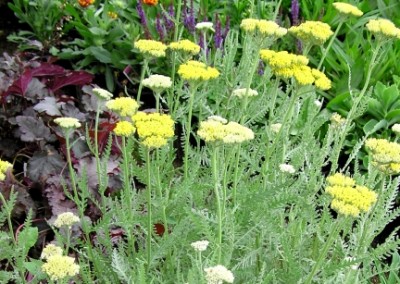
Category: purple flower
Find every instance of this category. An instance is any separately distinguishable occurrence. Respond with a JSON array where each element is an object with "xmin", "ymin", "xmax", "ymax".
[
  {"xmin": 214, "ymin": 15, "xmax": 223, "ymax": 49},
  {"xmin": 136, "ymin": 0, "xmax": 151, "ymax": 39},
  {"xmin": 162, "ymin": 4, "xmax": 175, "ymax": 32},
  {"xmin": 183, "ymin": 0, "xmax": 195, "ymax": 34},
  {"xmin": 223, "ymin": 16, "xmax": 230, "ymax": 39},
  {"xmin": 291, "ymin": 0, "xmax": 300, "ymax": 26},
  {"xmin": 156, "ymin": 14, "xmax": 165, "ymax": 41}
]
